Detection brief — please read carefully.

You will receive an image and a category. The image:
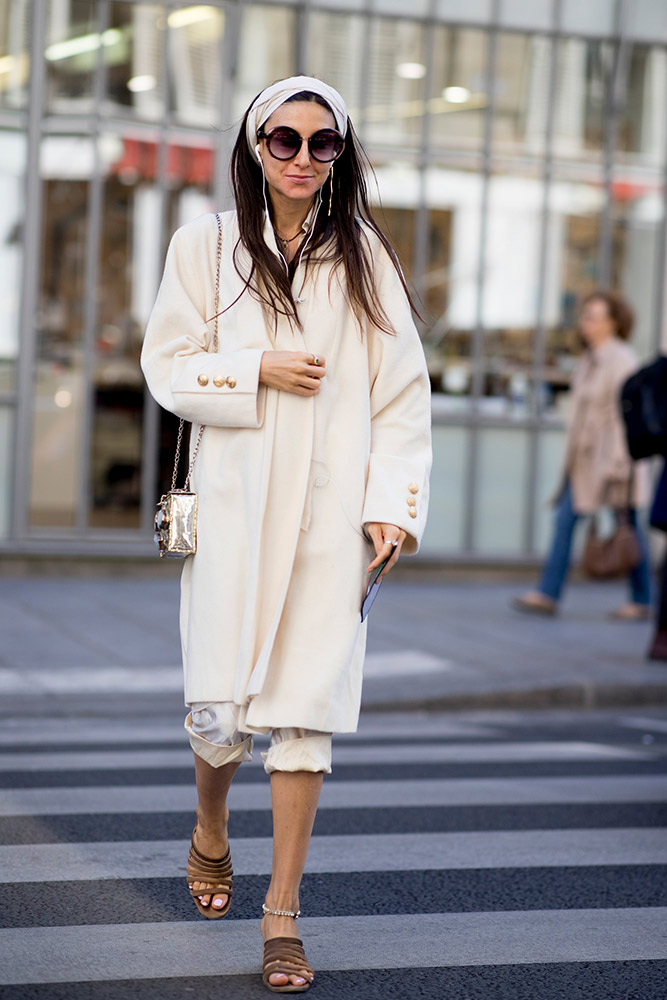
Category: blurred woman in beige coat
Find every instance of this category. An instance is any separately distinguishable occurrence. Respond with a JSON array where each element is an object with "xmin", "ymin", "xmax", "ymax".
[
  {"xmin": 515, "ymin": 290, "xmax": 651, "ymax": 620},
  {"xmin": 142, "ymin": 76, "xmax": 431, "ymax": 992}
]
